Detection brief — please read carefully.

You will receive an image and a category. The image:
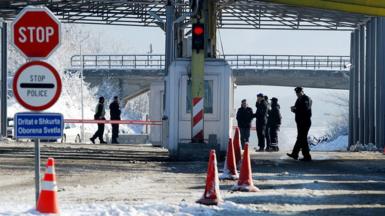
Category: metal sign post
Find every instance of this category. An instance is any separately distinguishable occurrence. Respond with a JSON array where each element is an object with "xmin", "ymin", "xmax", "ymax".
[
  {"xmin": 14, "ymin": 112, "xmax": 64, "ymax": 205},
  {"xmin": 34, "ymin": 138, "xmax": 40, "ymax": 205},
  {"xmin": 11, "ymin": 6, "xmax": 62, "ymax": 208}
]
